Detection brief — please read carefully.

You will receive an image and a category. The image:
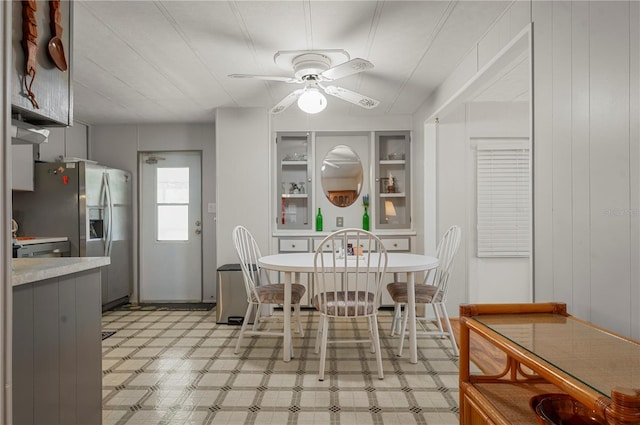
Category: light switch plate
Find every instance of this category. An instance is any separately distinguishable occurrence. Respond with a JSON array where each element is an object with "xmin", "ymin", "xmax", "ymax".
[{"xmin": 336, "ymin": 217, "xmax": 344, "ymax": 227}]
